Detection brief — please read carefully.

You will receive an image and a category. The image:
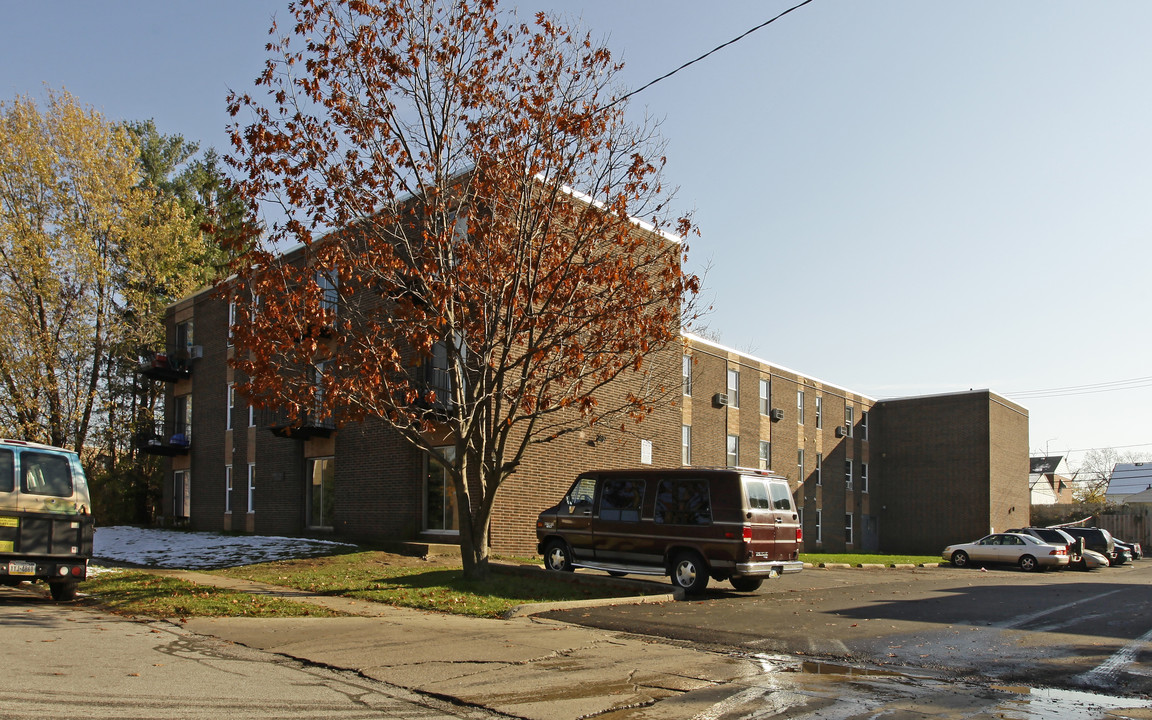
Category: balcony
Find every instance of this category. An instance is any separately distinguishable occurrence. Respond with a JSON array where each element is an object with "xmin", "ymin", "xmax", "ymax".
[
  {"xmin": 138, "ymin": 346, "xmax": 201, "ymax": 382},
  {"xmin": 267, "ymin": 411, "xmax": 336, "ymax": 440},
  {"xmin": 137, "ymin": 424, "xmax": 191, "ymax": 456}
]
